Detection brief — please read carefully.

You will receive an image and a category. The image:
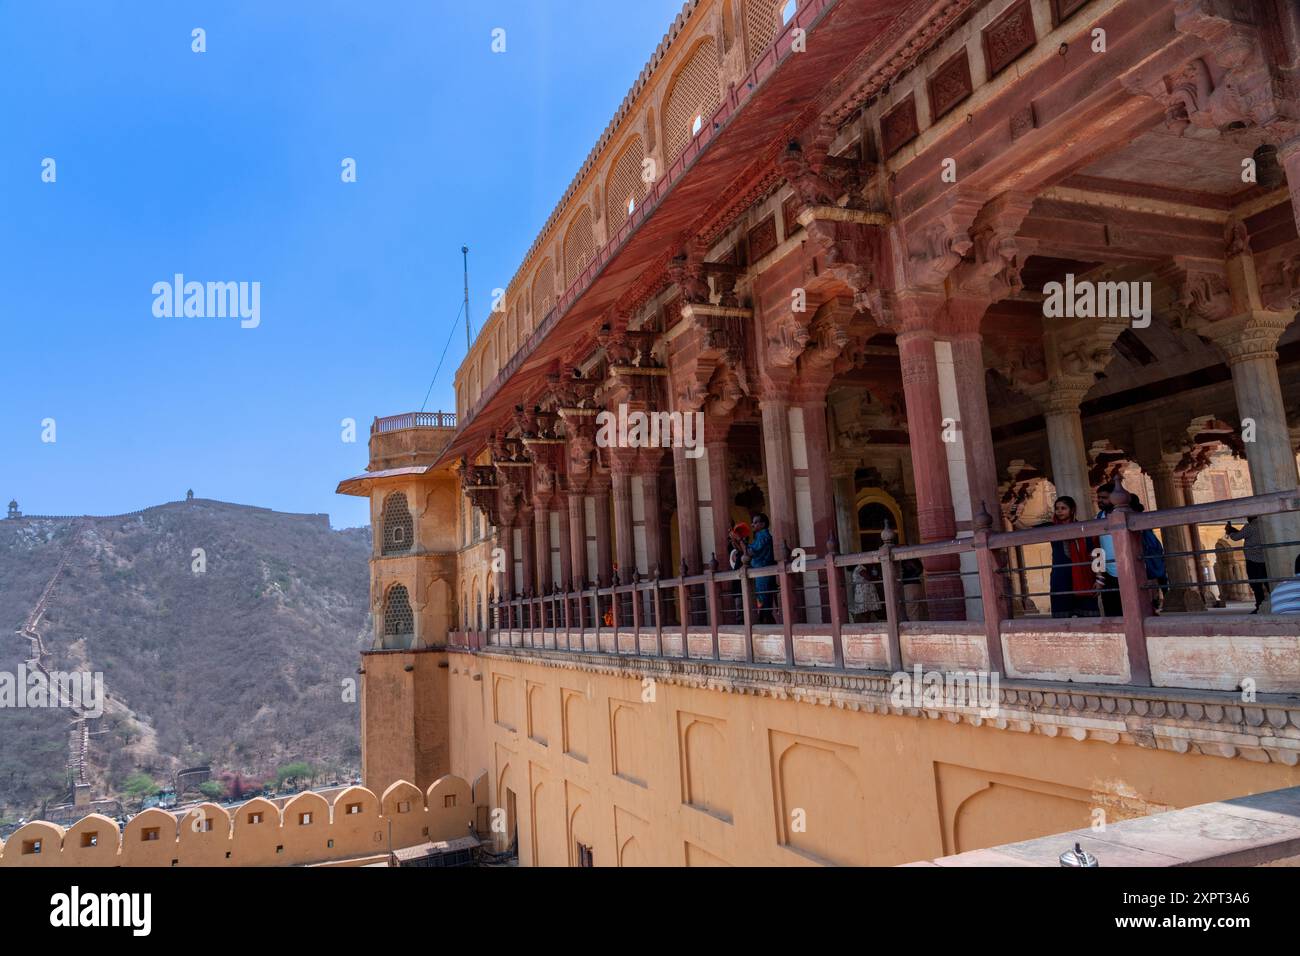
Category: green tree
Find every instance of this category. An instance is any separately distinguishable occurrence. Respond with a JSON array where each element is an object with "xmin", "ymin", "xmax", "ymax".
[
  {"xmin": 123, "ymin": 772, "xmax": 160, "ymax": 800},
  {"xmin": 274, "ymin": 762, "xmax": 316, "ymax": 791},
  {"xmin": 198, "ymin": 780, "xmax": 225, "ymax": 800}
]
